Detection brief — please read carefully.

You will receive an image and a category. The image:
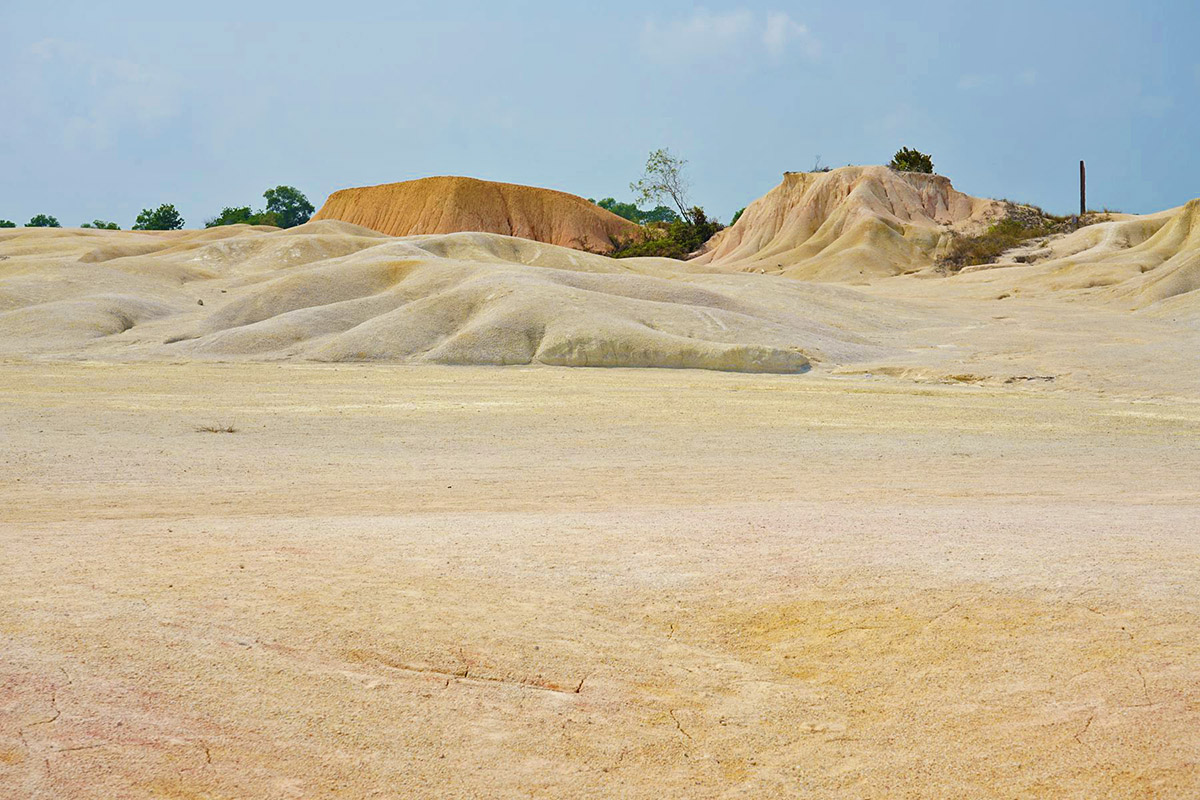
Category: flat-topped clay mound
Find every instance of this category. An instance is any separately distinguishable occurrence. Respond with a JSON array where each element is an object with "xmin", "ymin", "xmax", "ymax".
[
  {"xmin": 312, "ymin": 176, "xmax": 640, "ymax": 254},
  {"xmin": 695, "ymin": 166, "xmax": 1004, "ymax": 281}
]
